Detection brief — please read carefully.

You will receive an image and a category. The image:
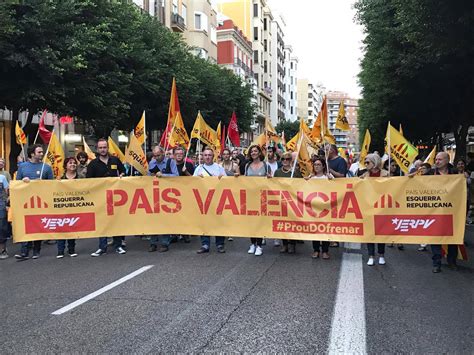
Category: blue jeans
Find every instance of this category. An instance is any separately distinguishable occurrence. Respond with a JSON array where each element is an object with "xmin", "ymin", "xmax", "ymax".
[
  {"xmin": 201, "ymin": 236, "xmax": 225, "ymax": 248},
  {"xmin": 57, "ymin": 239, "xmax": 76, "ymax": 253},
  {"xmin": 20, "ymin": 241, "xmax": 42, "ymax": 255},
  {"xmin": 150, "ymin": 235, "xmax": 171, "ymax": 247},
  {"xmin": 99, "ymin": 237, "xmax": 122, "ymax": 251},
  {"xmin": 431, "ymin": 244, "xmax": 458, "ymax": 267}
]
